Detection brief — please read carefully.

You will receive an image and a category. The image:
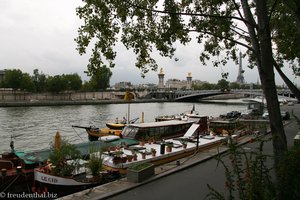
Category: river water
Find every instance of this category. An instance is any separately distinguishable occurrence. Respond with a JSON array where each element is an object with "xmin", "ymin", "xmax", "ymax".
[{"xmin": 0, "ymin": 101, "xmax": 248, "ymax": 152}]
